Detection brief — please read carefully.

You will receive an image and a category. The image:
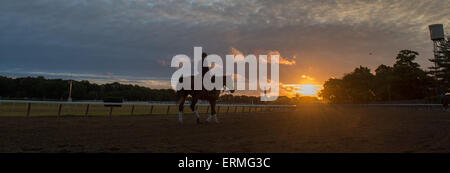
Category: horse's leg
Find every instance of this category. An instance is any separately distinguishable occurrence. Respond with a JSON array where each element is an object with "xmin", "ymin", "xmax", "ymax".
[
  {"xmin": 206, "ymin": 99, "xmax": 219, "ymax": 123},
  {"xmin": 190, "ymin": 96, "xmax": 200, "ymax": 124},
  {"xmin": 178, "ymin": 95, "xmax": 186, "ymax": 123}
]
